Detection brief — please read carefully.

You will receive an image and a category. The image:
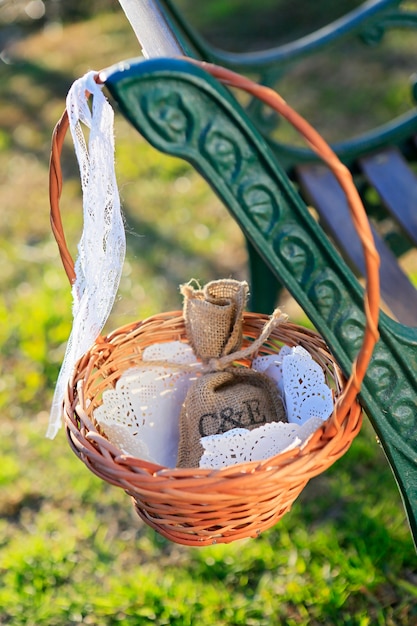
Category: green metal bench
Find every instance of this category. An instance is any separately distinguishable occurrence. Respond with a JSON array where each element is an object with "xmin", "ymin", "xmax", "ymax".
[
  {"xmin": 107, "ymin": 1, "xmax": 417, "ymax": 547},
  {"xmin": 128, "ymin": 0, "xmax": 417, "ymax": 324}
]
